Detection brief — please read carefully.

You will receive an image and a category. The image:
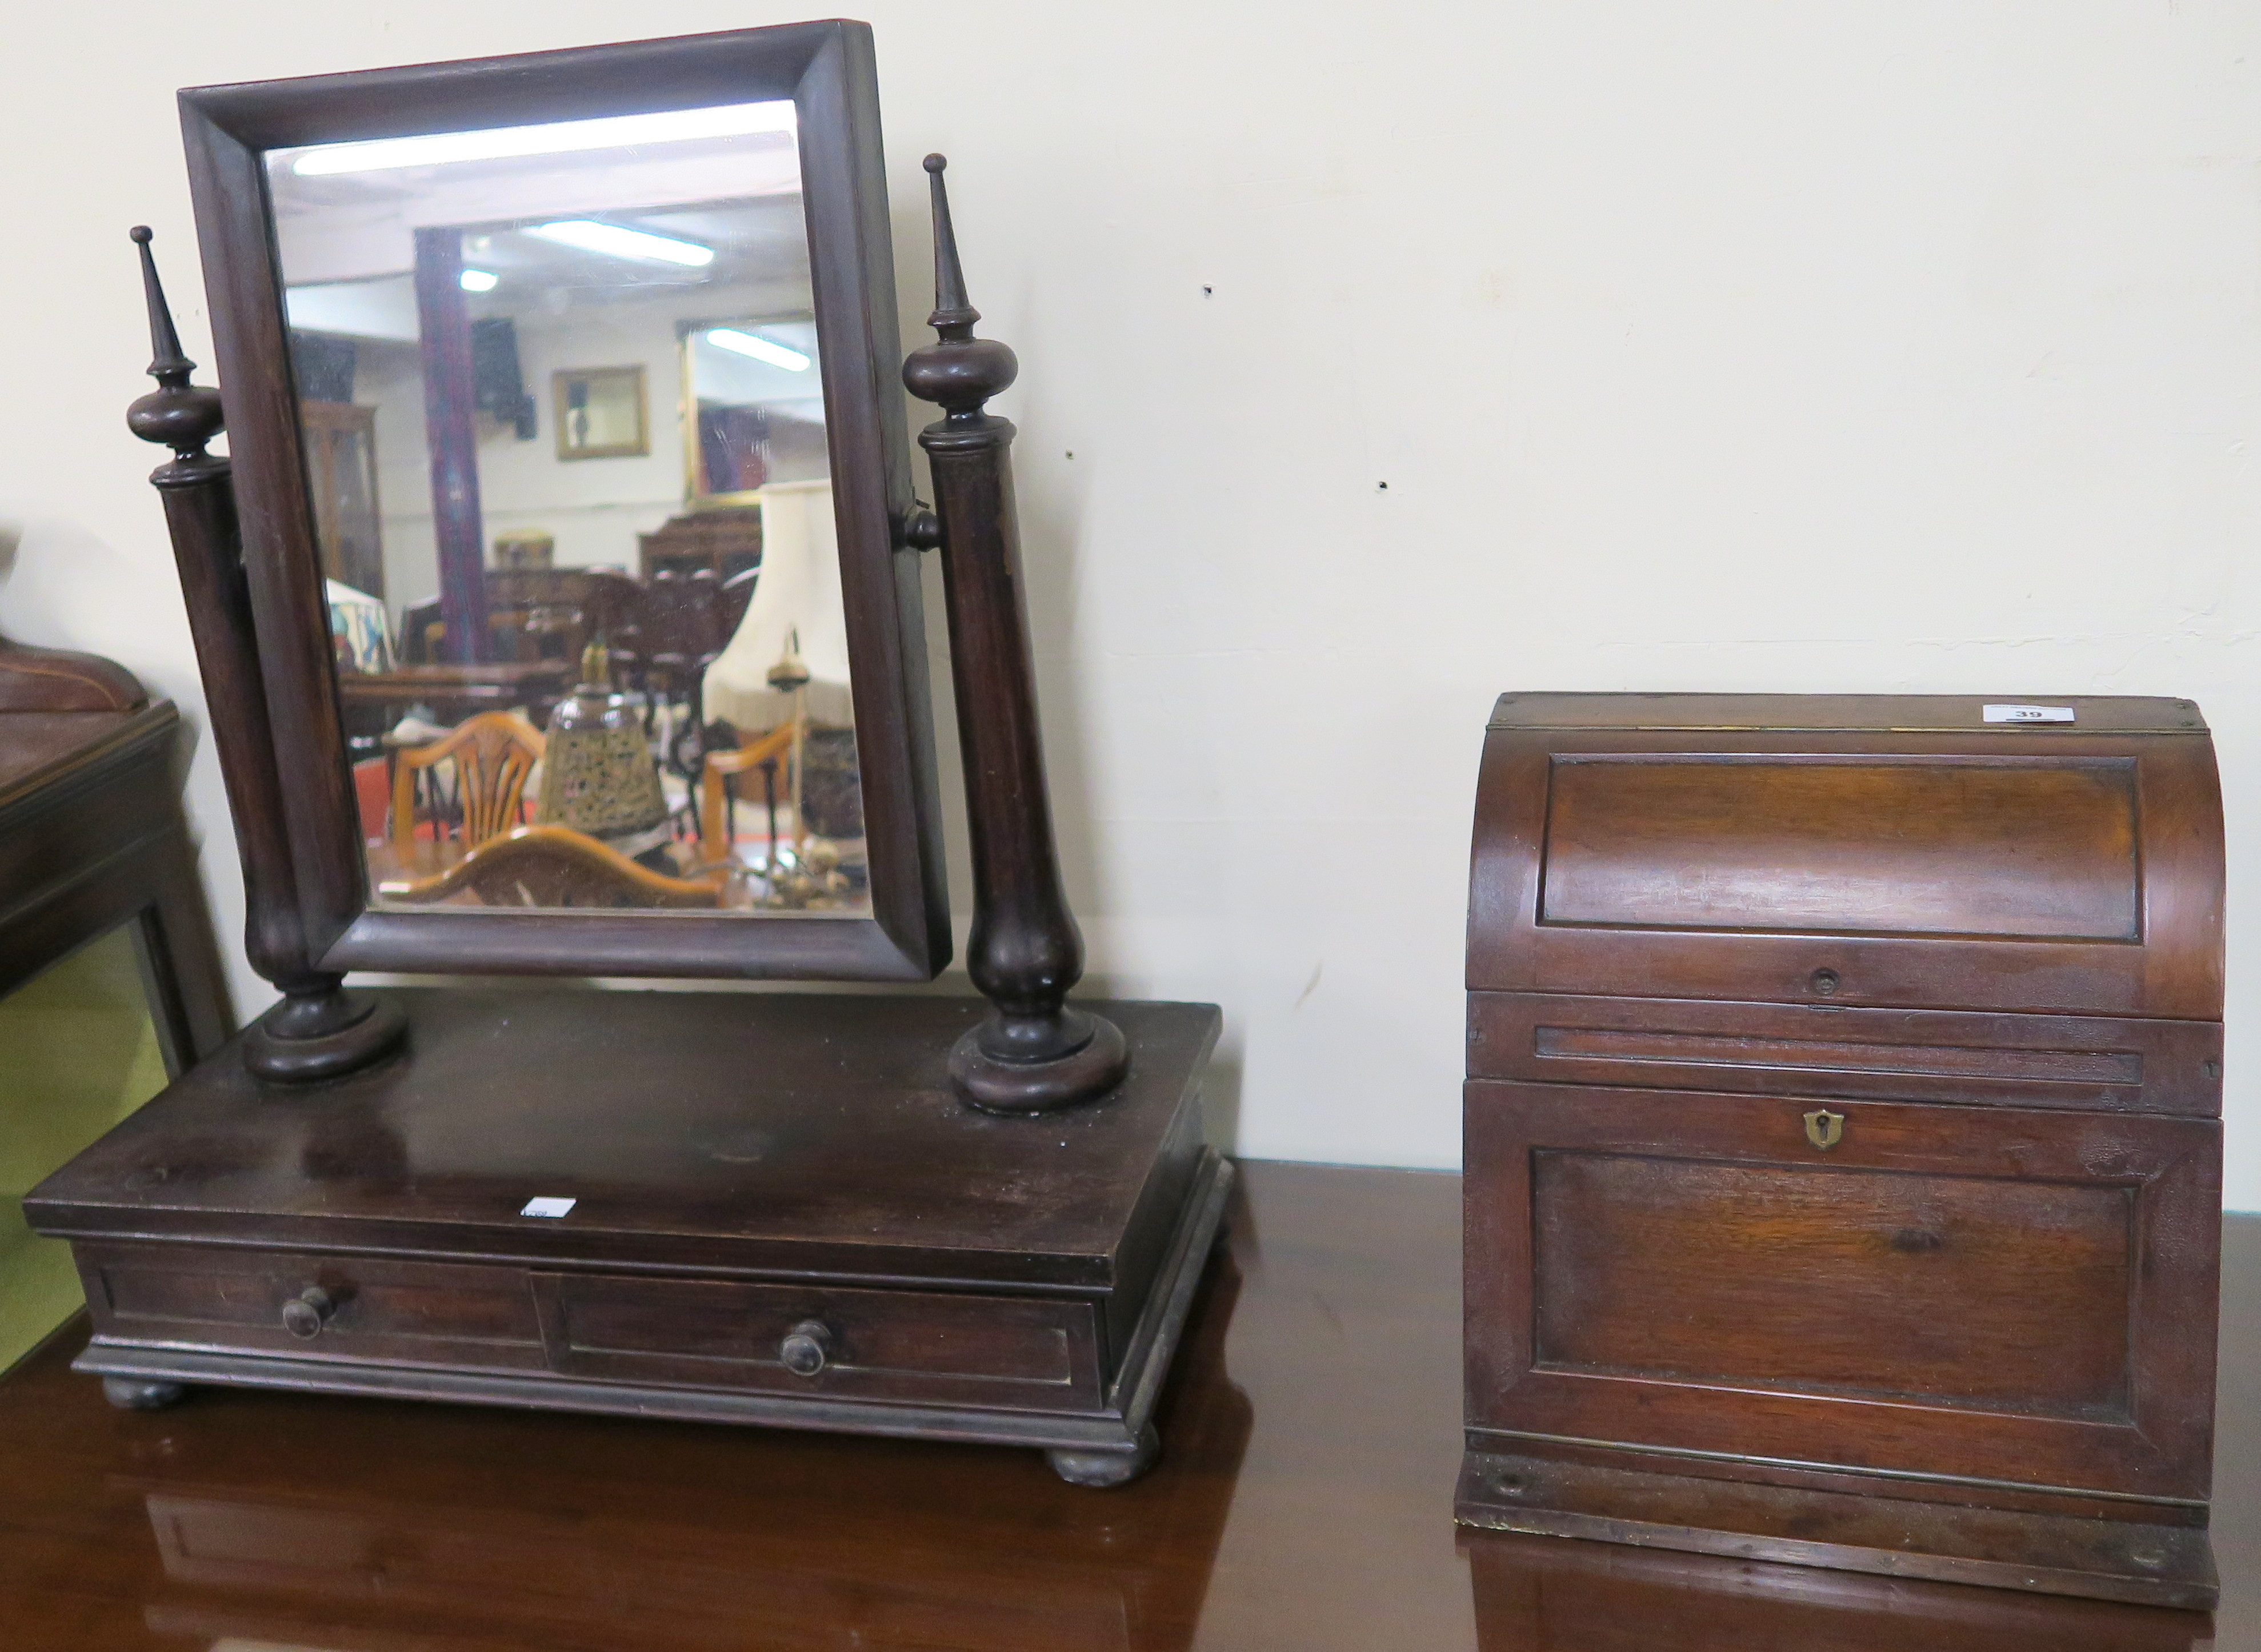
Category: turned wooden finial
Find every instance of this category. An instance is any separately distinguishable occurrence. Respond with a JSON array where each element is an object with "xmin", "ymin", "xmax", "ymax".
[
  {"xmin": 133, "ymin": 226, "xmax": 192, "ymax": 383},
  {"xmin": 126, "ymin": 227, "xmax": 225, "ymax": 463},
  {"xmin": 924, "ymin": 154, "xmax": 979, "ymax": 339},
  {"xmin": 902, "ymin": 156, "xmax": 1019, "ymax": 425}
]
